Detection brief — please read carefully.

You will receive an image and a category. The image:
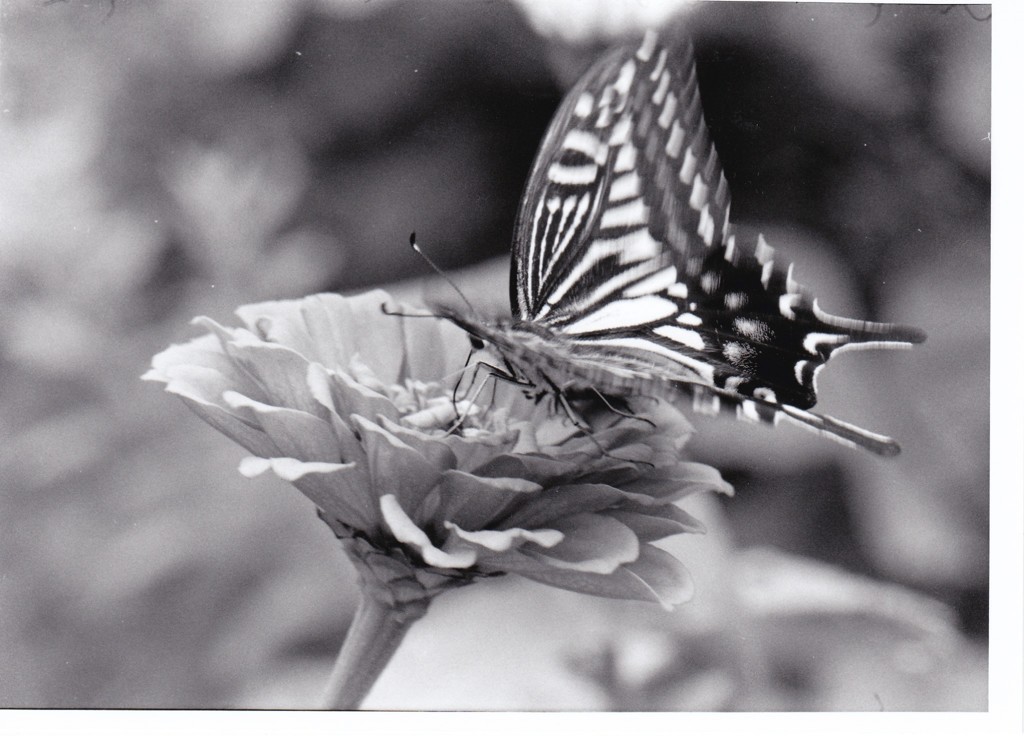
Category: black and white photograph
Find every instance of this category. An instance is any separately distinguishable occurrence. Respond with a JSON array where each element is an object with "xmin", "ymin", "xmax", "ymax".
[{"xmin": 0, "ymin": 0, "xmax": 1013, "ymax": 729}]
